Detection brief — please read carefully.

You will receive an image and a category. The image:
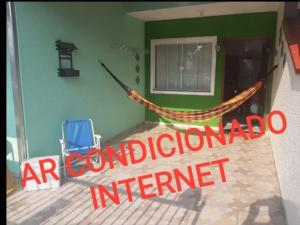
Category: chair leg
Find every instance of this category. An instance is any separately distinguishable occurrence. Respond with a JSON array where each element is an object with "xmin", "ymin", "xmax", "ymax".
[
  {"xmin": 89, "ymin": 152, "xmax": 101, "ymax": 169},
  {"xmin": 61, "ymin": 150, "xmax": 69, "ymax": 179},
  {"xmin": 92, "ymin": 154, "xmax": 99, "ymax": 166},
  {"xmin": 62, "ymin": 154, "xmax": 67, "ymax": 179},
  {"xmin": 98, "ymin": 153, "xmax": 101, "ymax": 165},
  {"xmin": 64, "ymin": 164, "xmax": 68, "ymax": 179}
]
